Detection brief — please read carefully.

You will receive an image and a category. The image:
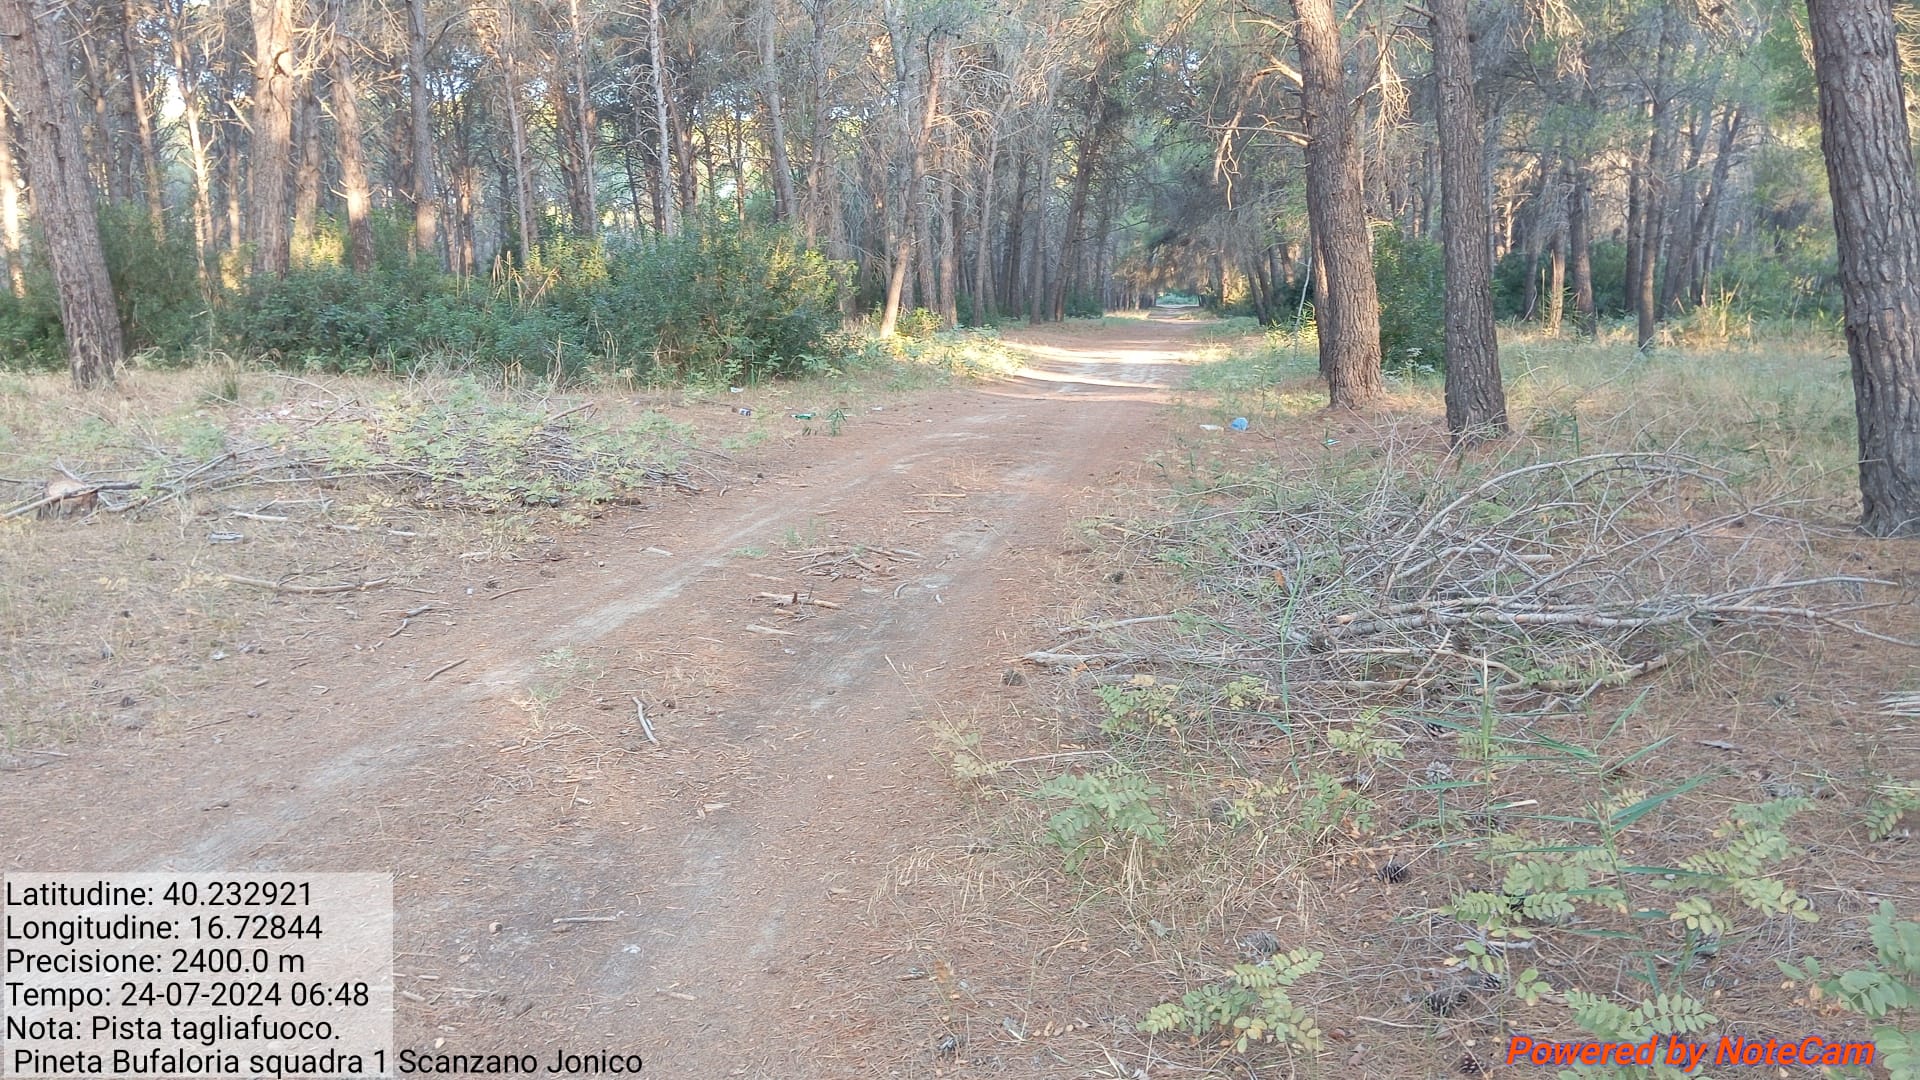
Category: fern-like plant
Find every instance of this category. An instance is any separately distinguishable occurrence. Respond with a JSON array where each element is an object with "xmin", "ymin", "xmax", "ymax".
[
  {"xmin": 1780, "ymin": 902, "xmax": 1920, "ymax": 1080},
  {"xmin": 1138, "ymin": 948, "xmax": 1325, "ymax": 1053},
  {"xmin": 1031, "ymin": 765, "xmax": 1167, "ymax": 871}
]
